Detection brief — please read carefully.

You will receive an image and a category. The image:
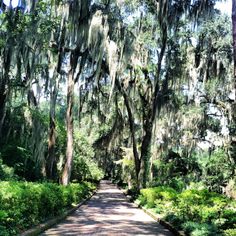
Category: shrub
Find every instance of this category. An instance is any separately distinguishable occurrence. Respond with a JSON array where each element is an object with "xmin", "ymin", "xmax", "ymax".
[
  {"xmin": 138, "ymin": 186, "xmax": 177, "ymax": 209},
  {"xmin": 198, "ymin": 149, "xmax": 233, "ymax": 192},
  {"xmin": 164, "ymin": 214, "xmax": 183, "ymax": 228},
  {"xmin": 0, "ymin": 181, "xmax": 96, "ymax": 235},
  {"xmin": 182, "ymin": 221, "xmax": 218, "ymax": 236},
  {"xmin": 224, "ymin": 228, "xmax": 236, "ymax": 236},
  {"xmin": 175, "ymin": 189, "xmax": 229, "ymax": 222},
  {"xmin": 139, "ymin": 188, "xmax": 158, "ymax": 208},
  {"xmin": 137, "ymin": 186, "xmax": 236, "ymax": 234},
  {"xmin": 0, "ymin": 158, "xmax": 16, "ymax": 181},
  {"xmin": 221, "ymin": 210, "xmax": 236, "ymax": 230},
  {"xmin": 167, "ymin": 177, "xmax": 186, "ymax": 192},
  {"xmin": 0, "ymin": 144, "xmax": 41, "ymax": 181}
]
